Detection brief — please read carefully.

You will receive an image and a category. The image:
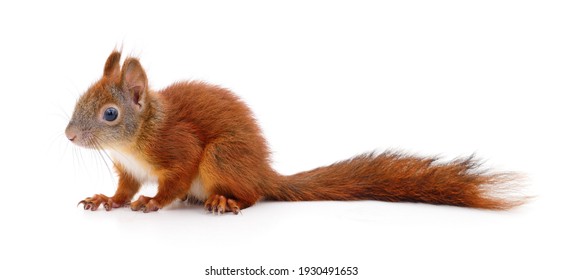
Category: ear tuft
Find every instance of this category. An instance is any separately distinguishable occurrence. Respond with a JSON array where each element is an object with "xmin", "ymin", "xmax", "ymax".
[
  {"xmin": 120, "ymin": 57, "xmax": 148, "ymax": 108},
  {"xmin": 103, "ymin": 51, "xmax": 122, "ymax": 80}
]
